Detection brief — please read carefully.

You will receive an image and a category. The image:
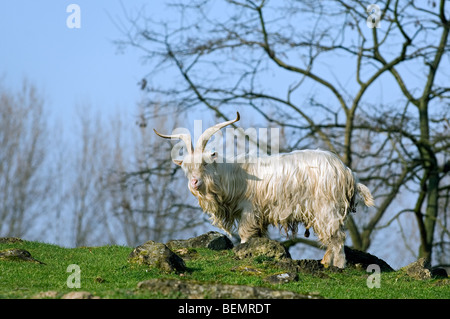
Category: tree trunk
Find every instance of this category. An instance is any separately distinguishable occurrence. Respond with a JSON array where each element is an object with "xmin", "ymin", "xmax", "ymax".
[{"xmin": 418, "ymin": 169, "xmax": 440, "ymax": 263}]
